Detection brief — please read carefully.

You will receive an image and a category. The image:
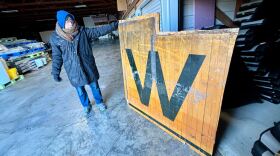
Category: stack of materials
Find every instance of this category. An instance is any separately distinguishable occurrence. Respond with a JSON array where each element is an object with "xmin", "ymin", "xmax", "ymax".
[
  {"xmin": 234, "ymin": 0, "xmax": 280, "ymax": 104},
  {"xmin": 0, "ymin": 37, "xmax": 17, "ymax": 43},
  {"xmin": 7, "ymin": 51, "xmax": 49, "ymax": 74},
  {"xmin": 0, "ymin": 44, "xmax": 8, "ymax": 53},
  {"xmin": 34, "ymin": 57, "xmax": 47, "ymax": 68},
  {"xmin": 0, "ymin": 58, "xmax": 24, "ymax": 90},
  {"xmin": 0, "ymin": 37, "xmax": 49, "ymax": 74},
  {"xmin": 9, "ymin": 57, "xmax": 37, "ymax": 74},
  {"xmin": 0, "ymin": 39, "xmax": 36, "ymax": 48},
  {"xmin": 0, "ymin": 38, "xmax": 45, "ymax": 60}
]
